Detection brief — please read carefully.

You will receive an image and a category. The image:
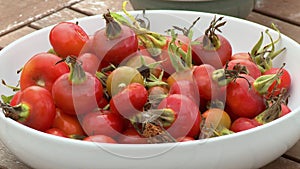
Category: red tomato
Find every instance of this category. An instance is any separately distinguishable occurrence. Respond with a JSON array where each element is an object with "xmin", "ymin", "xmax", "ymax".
[
  {"xmin": 83, "ymin": 135, "xmax": 117, "ymax": 143},
  {"xmin": 82, "ymin": 110, "xmax": 125, "ymax": 138},
  {"xmin": 92, "ymin": 12, "xmax": 138, "ymax": 66},
  {"xmin": 157, "ymin": 94, "xmax": 202, "ymax": 138},
  {"xmin": 192, "ymin": 34, "xmax": 232, "ymax": 68},
  {"xmin": 52, "ymin": 71, "xmax": 103, "ymax": 115},
  {"xmin": 45, "ymin": 128, "xmax": 67, "ymax": 138},
  {"xmin": 226, "ymin": 59, "xmax": 261, "ymax": 79},
  {"xmin": 193, "ymin": 64, "xmax": 222, "ymax": 101},
  {"xmin": 226, "ymin": 74, "xmax": 266, "ymax": 118},
  {"xmin": 230, "ymin": 117, "xmax": 261, "ymax": 132},
  {"xmin": 3, "ymin": 86, "xmax": 56, "ymax": 131},
  {"xmin": 52, "ymin": 109, "xmax": 85, "ymax": 136},
  {"xmin": 110, "ymin": 83, "xmax": 148, "ymax": 119},
  {"xmin": 117, "ymin": 128, "xmax": 147, "ymax": 144},
  {"xmin": 49, "ymin": 22, "xmax": 89, "ymax": 58},
  {"xmin": 169, "ymin": 80, "xmax": 199, "ymax": 105},
  {"xmin": 263, "ymin": 67, "xmax": 291, "ymax": 96},
  {"xmin": 9, "ymin": 91, "xmax": 22, "ymax": 106},
  {"xmin": 20, "ymin": 52, "xmax": 69, "ymax": 92}
]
